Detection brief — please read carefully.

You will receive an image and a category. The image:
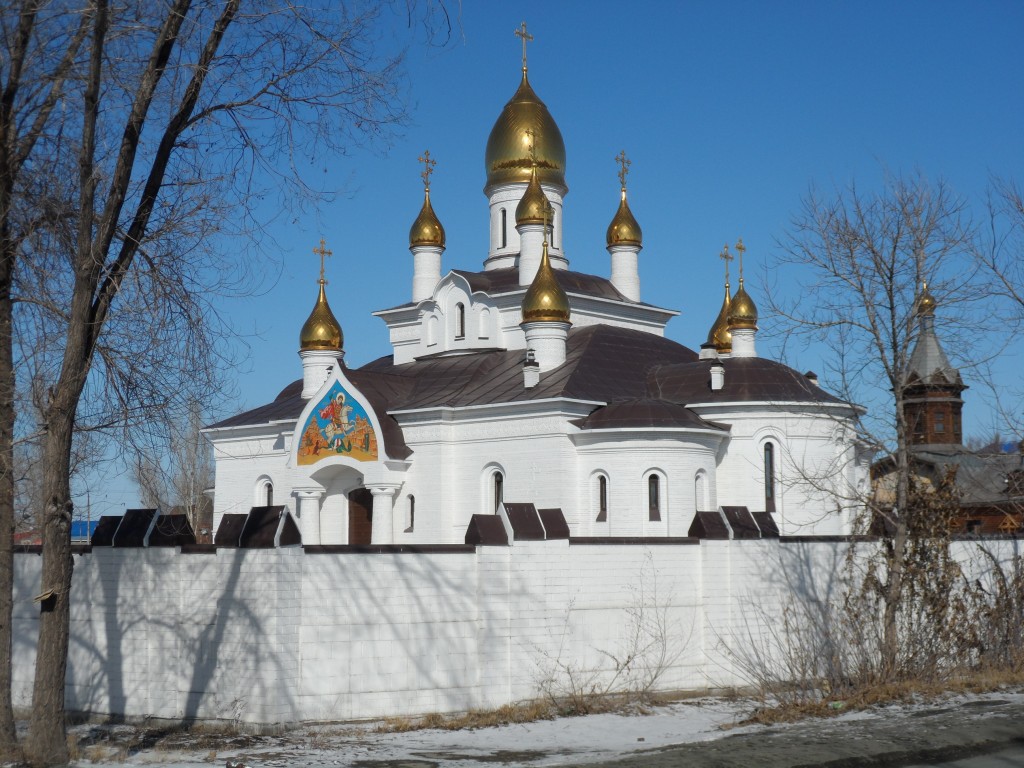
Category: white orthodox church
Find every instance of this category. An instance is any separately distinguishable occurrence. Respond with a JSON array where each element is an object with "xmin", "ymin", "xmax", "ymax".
[
  {"xmin": 204, "ymin": 51, "xmax": 869, "ymax": 547},
  {"xmin": 15, "ymin": 35, "xmax": 893, "ymax": 725}
]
